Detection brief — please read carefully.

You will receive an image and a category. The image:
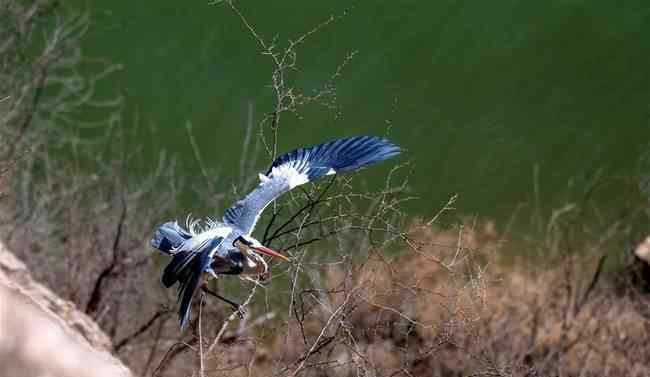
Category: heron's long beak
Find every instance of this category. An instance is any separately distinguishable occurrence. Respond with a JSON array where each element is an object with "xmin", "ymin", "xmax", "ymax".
[{"xmin": 252, "ymin": 245, "xmax": 290, "ymax": 262}]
